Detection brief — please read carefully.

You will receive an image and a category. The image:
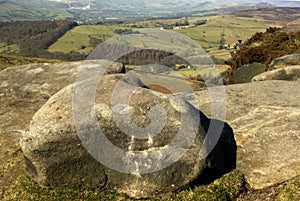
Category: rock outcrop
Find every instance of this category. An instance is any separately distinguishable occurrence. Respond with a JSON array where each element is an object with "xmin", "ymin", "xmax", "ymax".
[
  {"xmin": 105, "ymin": 62, "xmax": 126, "ymax": 74},
  {"xmin": 268, "ymin": 54, "xmax": 300, "ymax": 70},
  {"xmin": 20, "ymin": 72, "xmax": 236, "ymax": 198},
  {"xmin": 0, "ymin": 60, "xmax": 125, "ymax": 190},
  {"xmin": 233, "ymin": 63, "xmax": 265, "ymax": 83},
  {"xmin": 0, "ymin": 60, "xmax": 124, "ymax": 138},
  {"xmin": 179, "ymin": 80, "xmax": 300, "ymax": 190},
  {"xmin": 252, "ymin": 65, "xmax": 300, "ymax": 81},
  {"xmin": 1, "ymin": 60, "xmax": 299, "ymax": 199}
]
